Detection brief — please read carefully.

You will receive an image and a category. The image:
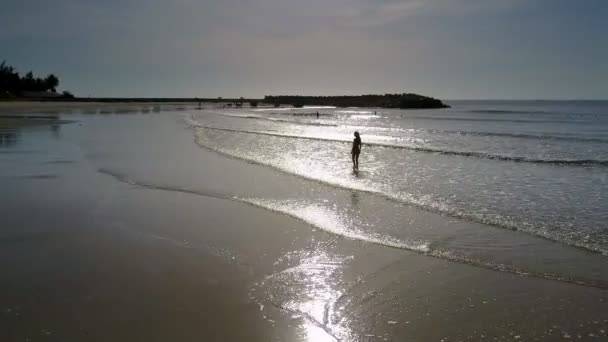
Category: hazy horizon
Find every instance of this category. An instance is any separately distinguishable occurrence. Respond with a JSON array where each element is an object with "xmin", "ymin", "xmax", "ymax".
[{"xmin": 2, "ymin": 0, "xmax": 606, "ymax": 99}]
